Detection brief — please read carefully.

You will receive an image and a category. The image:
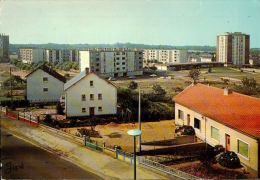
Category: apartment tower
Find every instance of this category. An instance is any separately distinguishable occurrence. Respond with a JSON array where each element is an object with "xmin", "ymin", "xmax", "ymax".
[
  {"xmin": 217, "ymin": 32, "xmax": 250, "ymax": 66},
  {"xmin": 0, "ymin": 34, "xmax": 9, "ymax": 61}
]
